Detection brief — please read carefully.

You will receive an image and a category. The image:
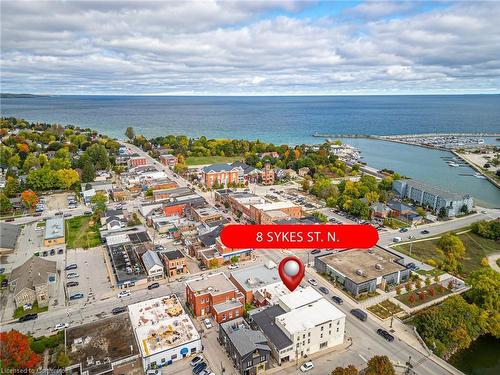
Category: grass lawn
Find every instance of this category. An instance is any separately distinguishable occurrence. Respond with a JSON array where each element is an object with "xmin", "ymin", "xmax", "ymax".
[
  {"xmin": 368, "ymin": 300, "xmax": 403, "ymax": 319},
  {"xmin": 13, "ymin": 301, "xmax": 48, "ymax": 319},
  {"xmin": 36, "ymin": 221, "xmax": 45, "ymax": 228},
  {"xmin": 394, "ymin": 230, "xmax": 500, "ymax": 277},
  {"xmin": 186, "ymin": 155, "xmax": 243, "ymax": 166},
  {"xmin": 65, "ymin": 215, "xmax": 101, "ymax": 249},
  {"xmin": 395, "ymin": 283, "xmax": 451, "ymax": 308}
]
